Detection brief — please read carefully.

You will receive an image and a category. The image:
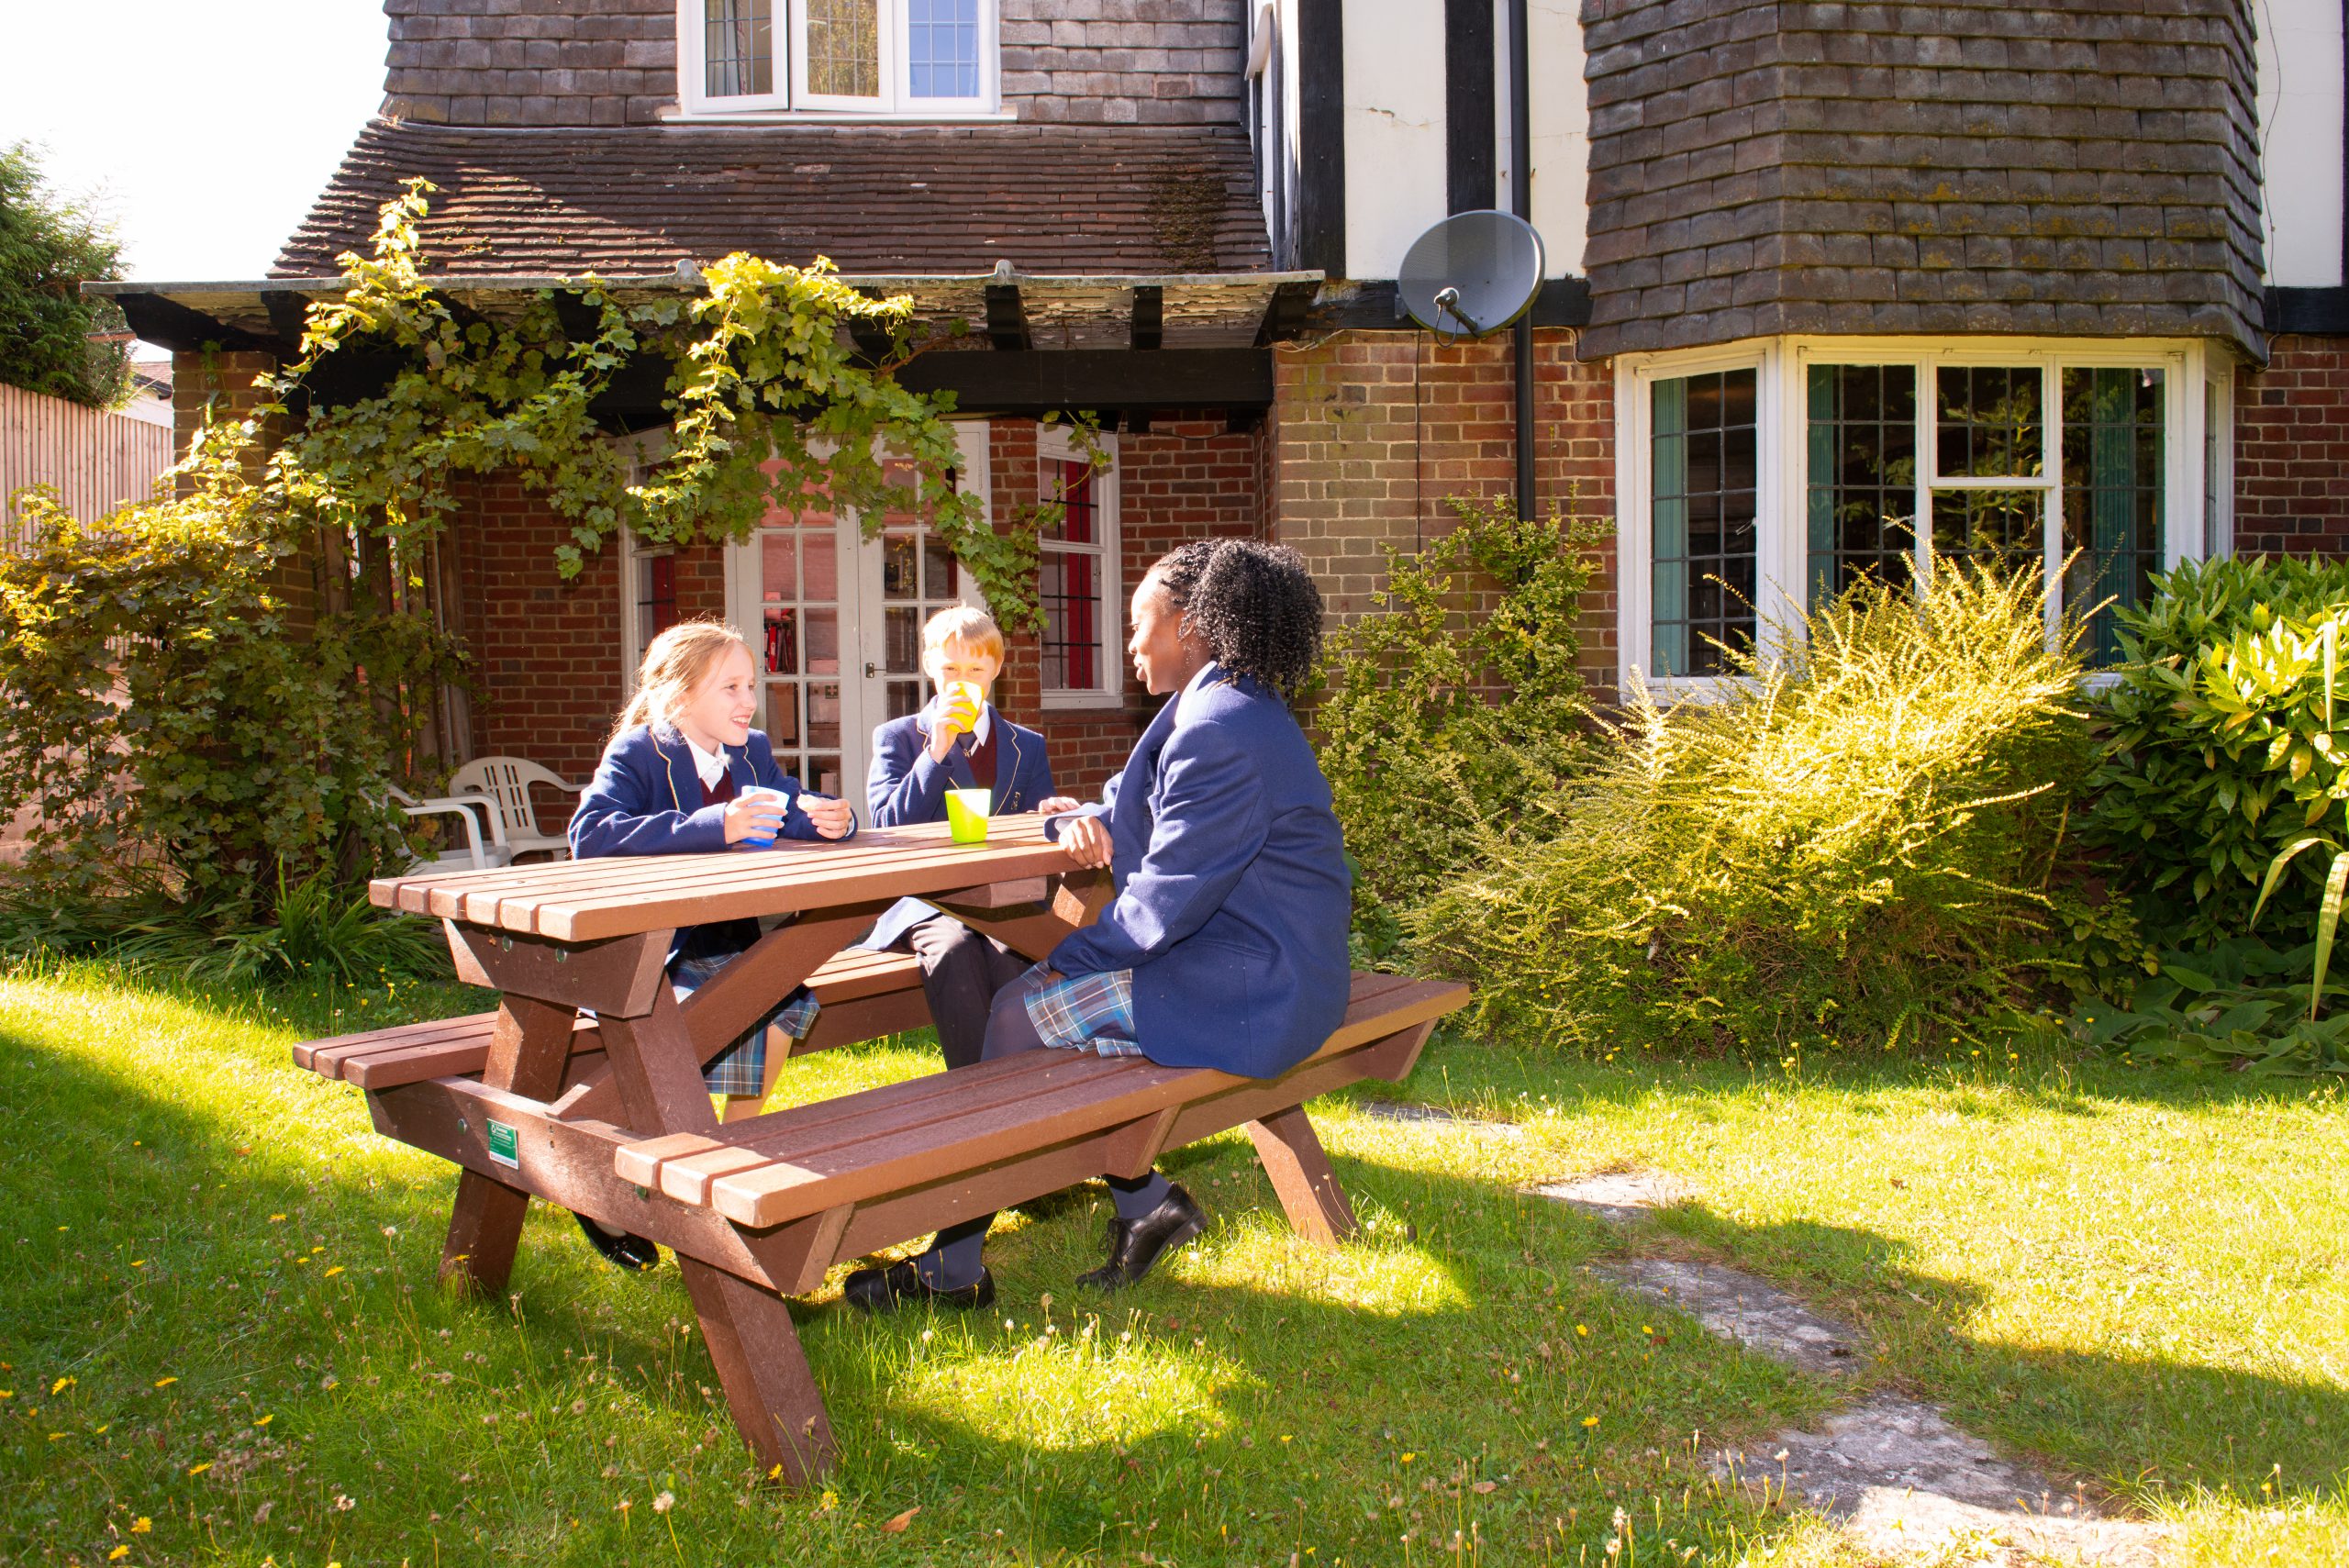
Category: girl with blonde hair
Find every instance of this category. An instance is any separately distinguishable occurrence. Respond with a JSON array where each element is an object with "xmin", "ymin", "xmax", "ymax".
[{"xmin": 565, "ymin": 617, "xmax": 855, "ymax": 1270}]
